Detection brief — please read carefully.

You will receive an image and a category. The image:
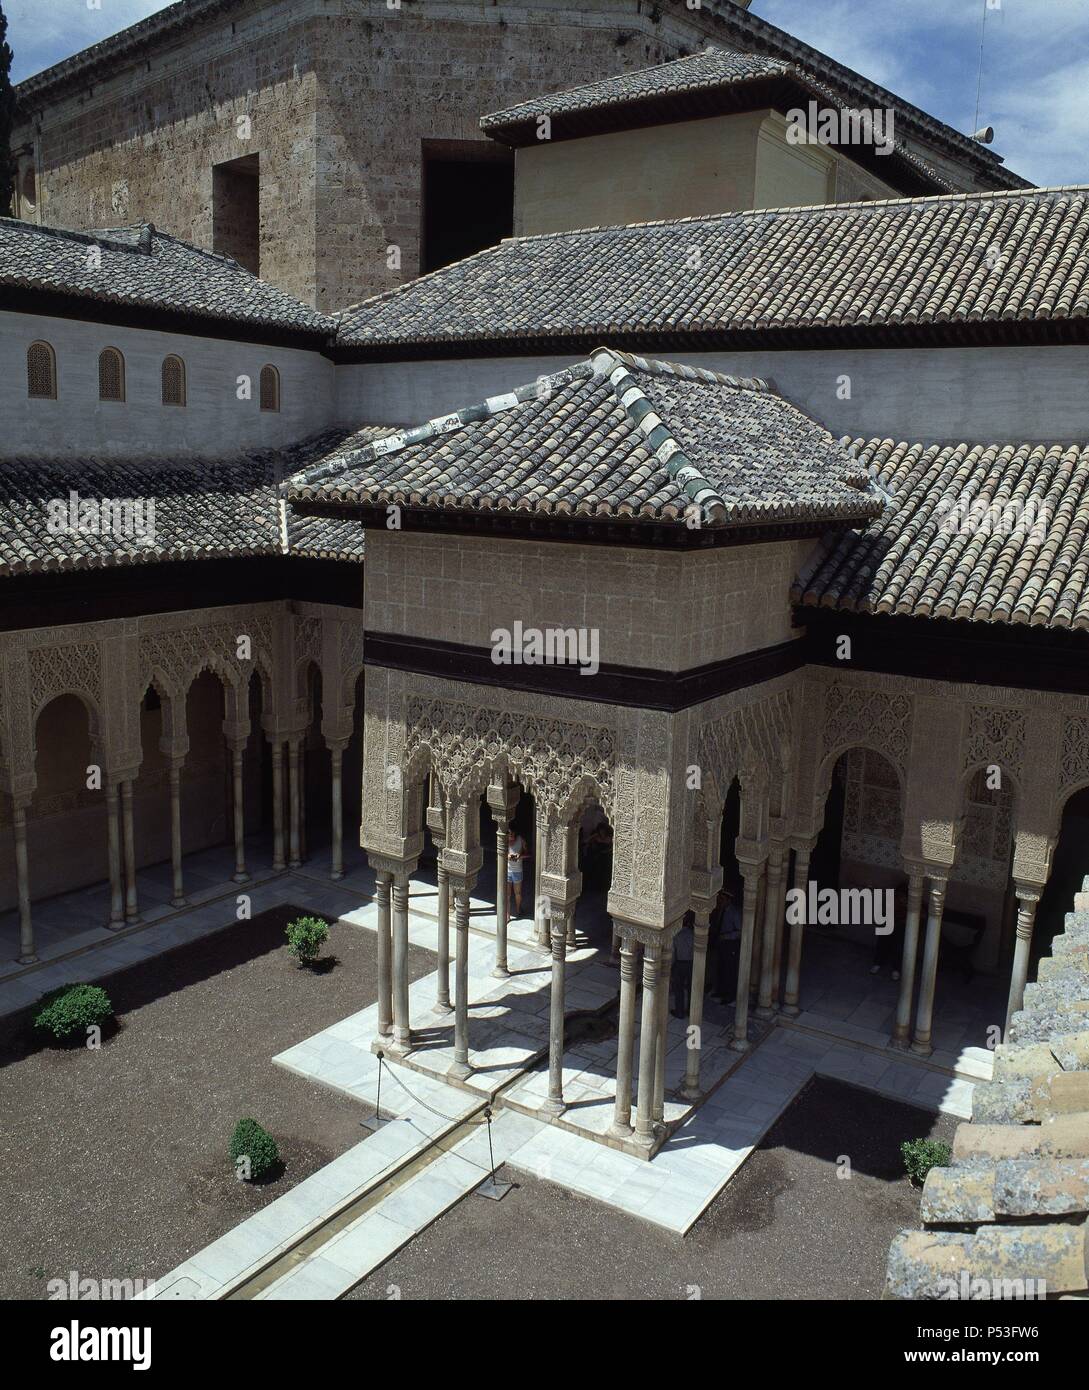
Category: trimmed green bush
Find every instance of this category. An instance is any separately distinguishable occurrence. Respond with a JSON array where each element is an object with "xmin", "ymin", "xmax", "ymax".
[
  {"xmin": 33, "ymin": 983, "xmax": 113, "ymax": 1040},
  {"xmin": 229, "ymin": 1118, "xmax": 279, "ymax": 1182},
  {"xmin": 285, "ymin": 915, "xmax": 329, "ymax": 965},
  {"xmin": 901, "ymin": 1137, "xmax": 952, "ymax": 1186}
]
